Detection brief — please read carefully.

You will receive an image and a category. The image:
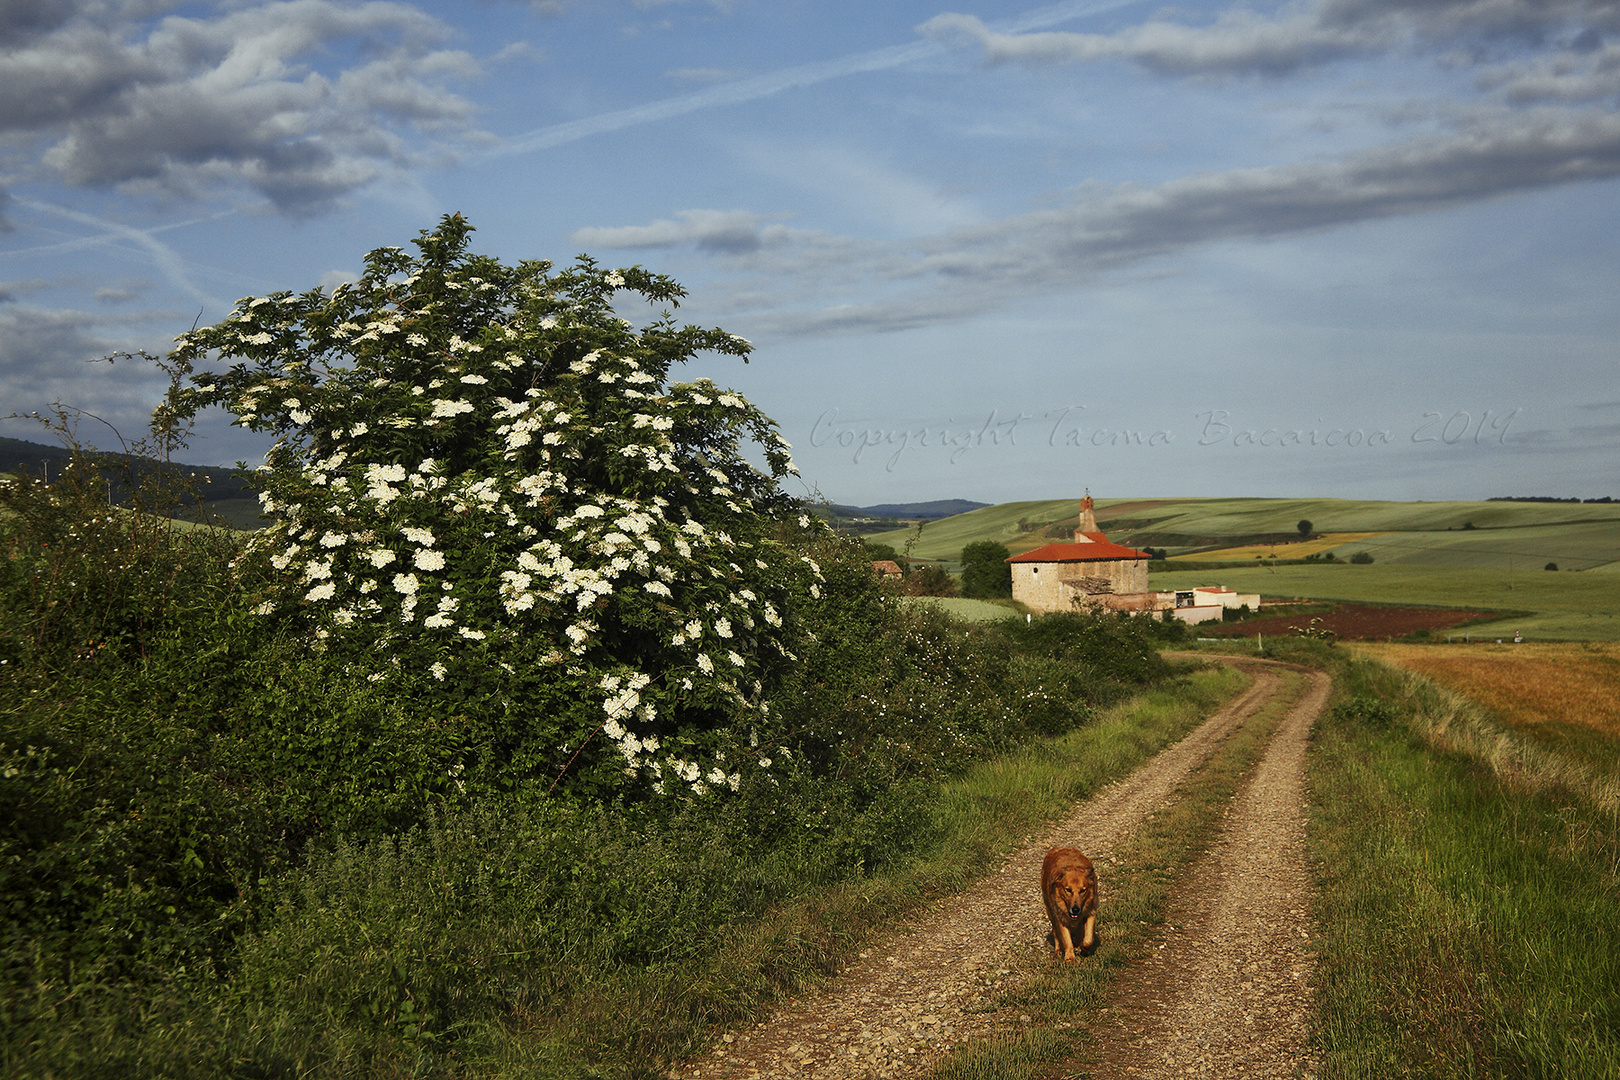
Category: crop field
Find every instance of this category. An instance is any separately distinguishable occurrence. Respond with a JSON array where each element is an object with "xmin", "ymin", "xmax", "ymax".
[
  {"xmin": 1170, "ymin": 531, "xmax": 1390, "ymax": 561},
  {"xmin": 865, "ymin": 496, "xmax": 1620, "ymax": 641},
  {"xmin": 1352, "ymin": 642, "xmax": 1620, "ymax": 771},
  {"xmin": 868, "ymin": 496, "xmax": 1620, "ymax": 567},
  {"xmin": 1191, "ymin": 563, "xmax": 1620, "ymax": 641}
]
